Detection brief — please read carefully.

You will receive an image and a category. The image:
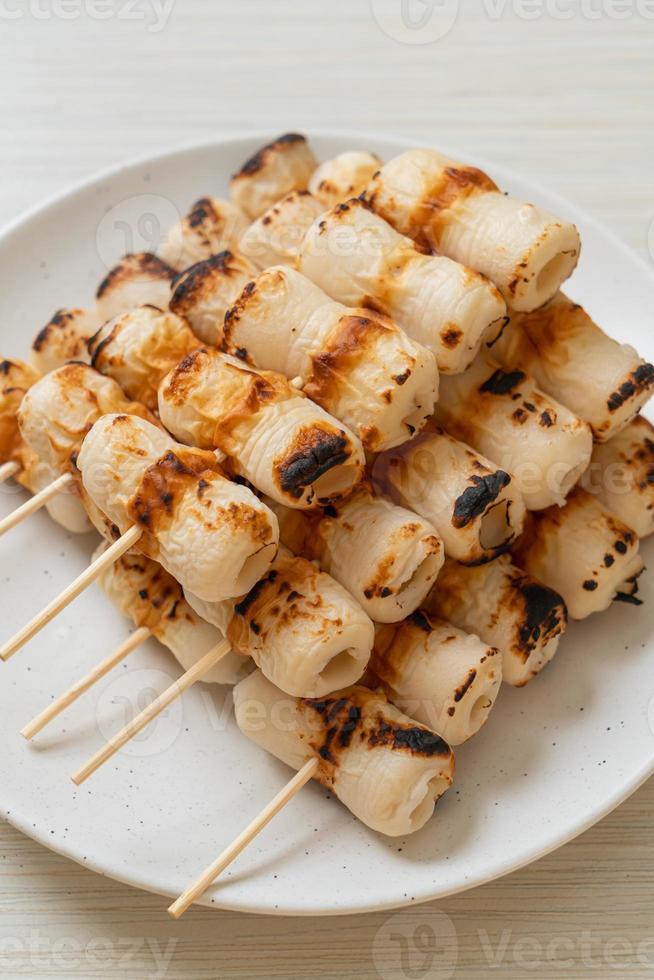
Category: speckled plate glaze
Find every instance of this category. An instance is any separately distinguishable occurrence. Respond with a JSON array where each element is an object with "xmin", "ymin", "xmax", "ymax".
[{"xmin": 0, "ymin": 132, "xmax": 653, "ymax": 916}]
